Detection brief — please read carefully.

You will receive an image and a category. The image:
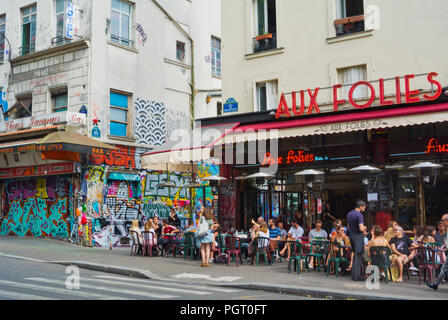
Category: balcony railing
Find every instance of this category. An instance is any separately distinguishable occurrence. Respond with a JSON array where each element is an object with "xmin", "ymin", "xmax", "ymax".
[
  {"xmin": 51, "ymin": 36, "xmax": 71, "ymax": 46},
  {"xmin": 19, "ymin": 42, "xmax": 36, "ymax": 56},
  {"xmin": 253, "ymin": 32, "xmax": 277, "ymax": 53},
  {"xmin": 334, "ymin": 15, "xmax": 365, "ymax": 36}
]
